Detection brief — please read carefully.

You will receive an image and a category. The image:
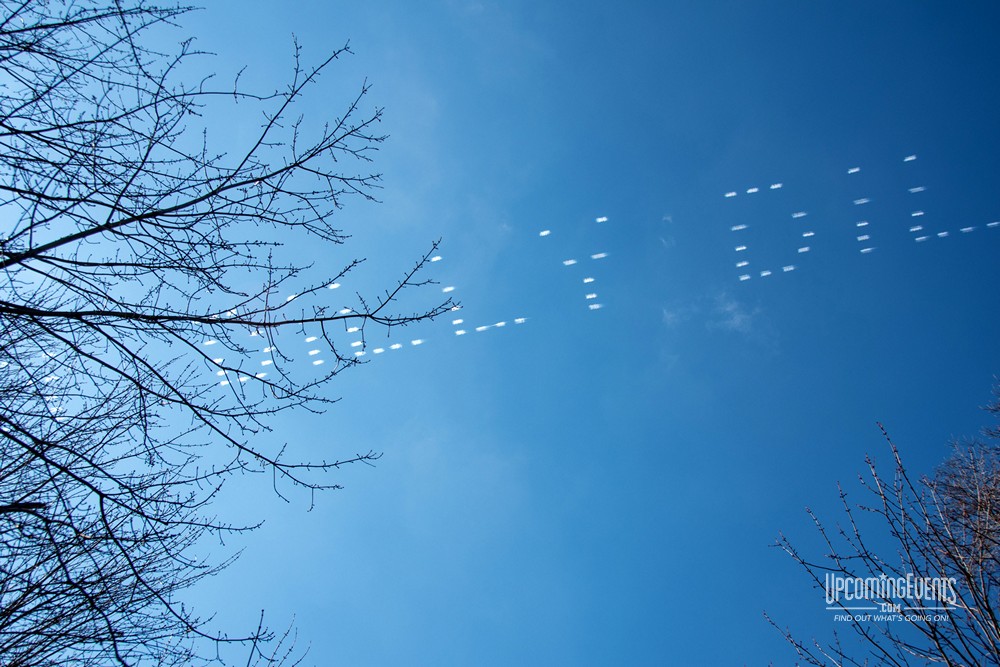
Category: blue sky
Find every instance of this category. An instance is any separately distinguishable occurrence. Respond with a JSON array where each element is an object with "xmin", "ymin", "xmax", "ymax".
[{"xmin": 182, "ymin": 2, "xmax": 1000, "ymax": 664}]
